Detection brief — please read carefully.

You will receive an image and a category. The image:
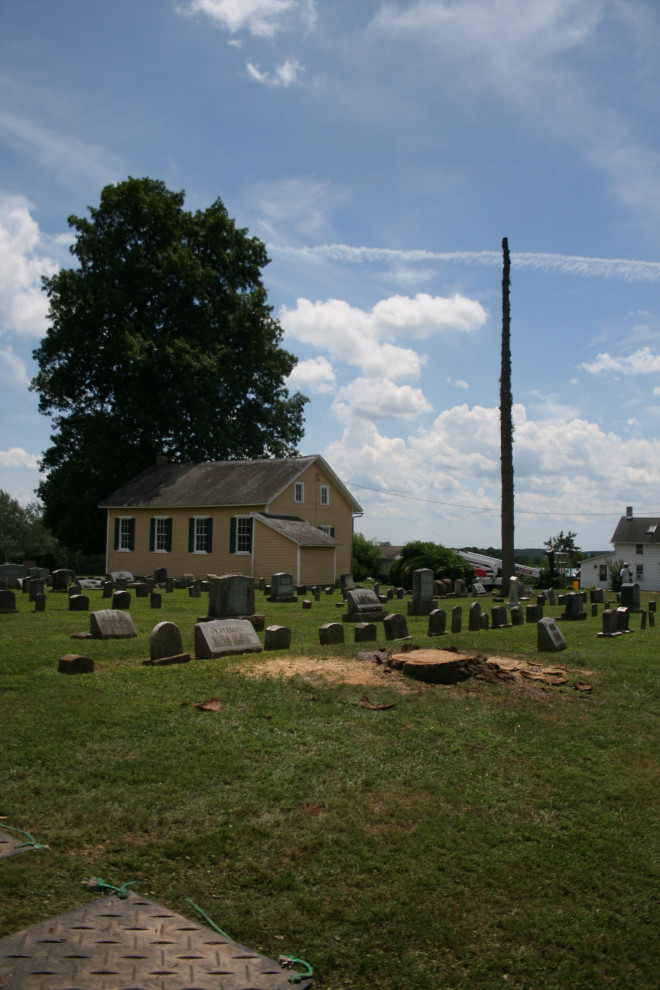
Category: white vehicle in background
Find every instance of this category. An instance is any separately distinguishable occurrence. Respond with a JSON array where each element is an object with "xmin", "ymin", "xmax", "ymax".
[{"xmin": 455, "ymin": 551, "xmax": 541, "ymax": 590}]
